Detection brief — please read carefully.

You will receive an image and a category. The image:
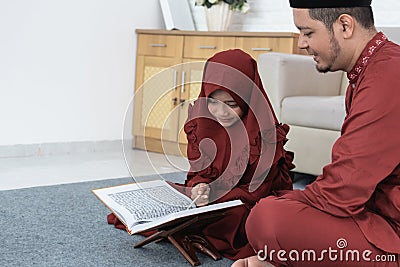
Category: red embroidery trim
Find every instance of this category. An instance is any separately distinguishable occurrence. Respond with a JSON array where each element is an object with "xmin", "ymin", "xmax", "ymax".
[{"xmin": 347, "ymin": 32, "xmax": 388, "ymax": 84}]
